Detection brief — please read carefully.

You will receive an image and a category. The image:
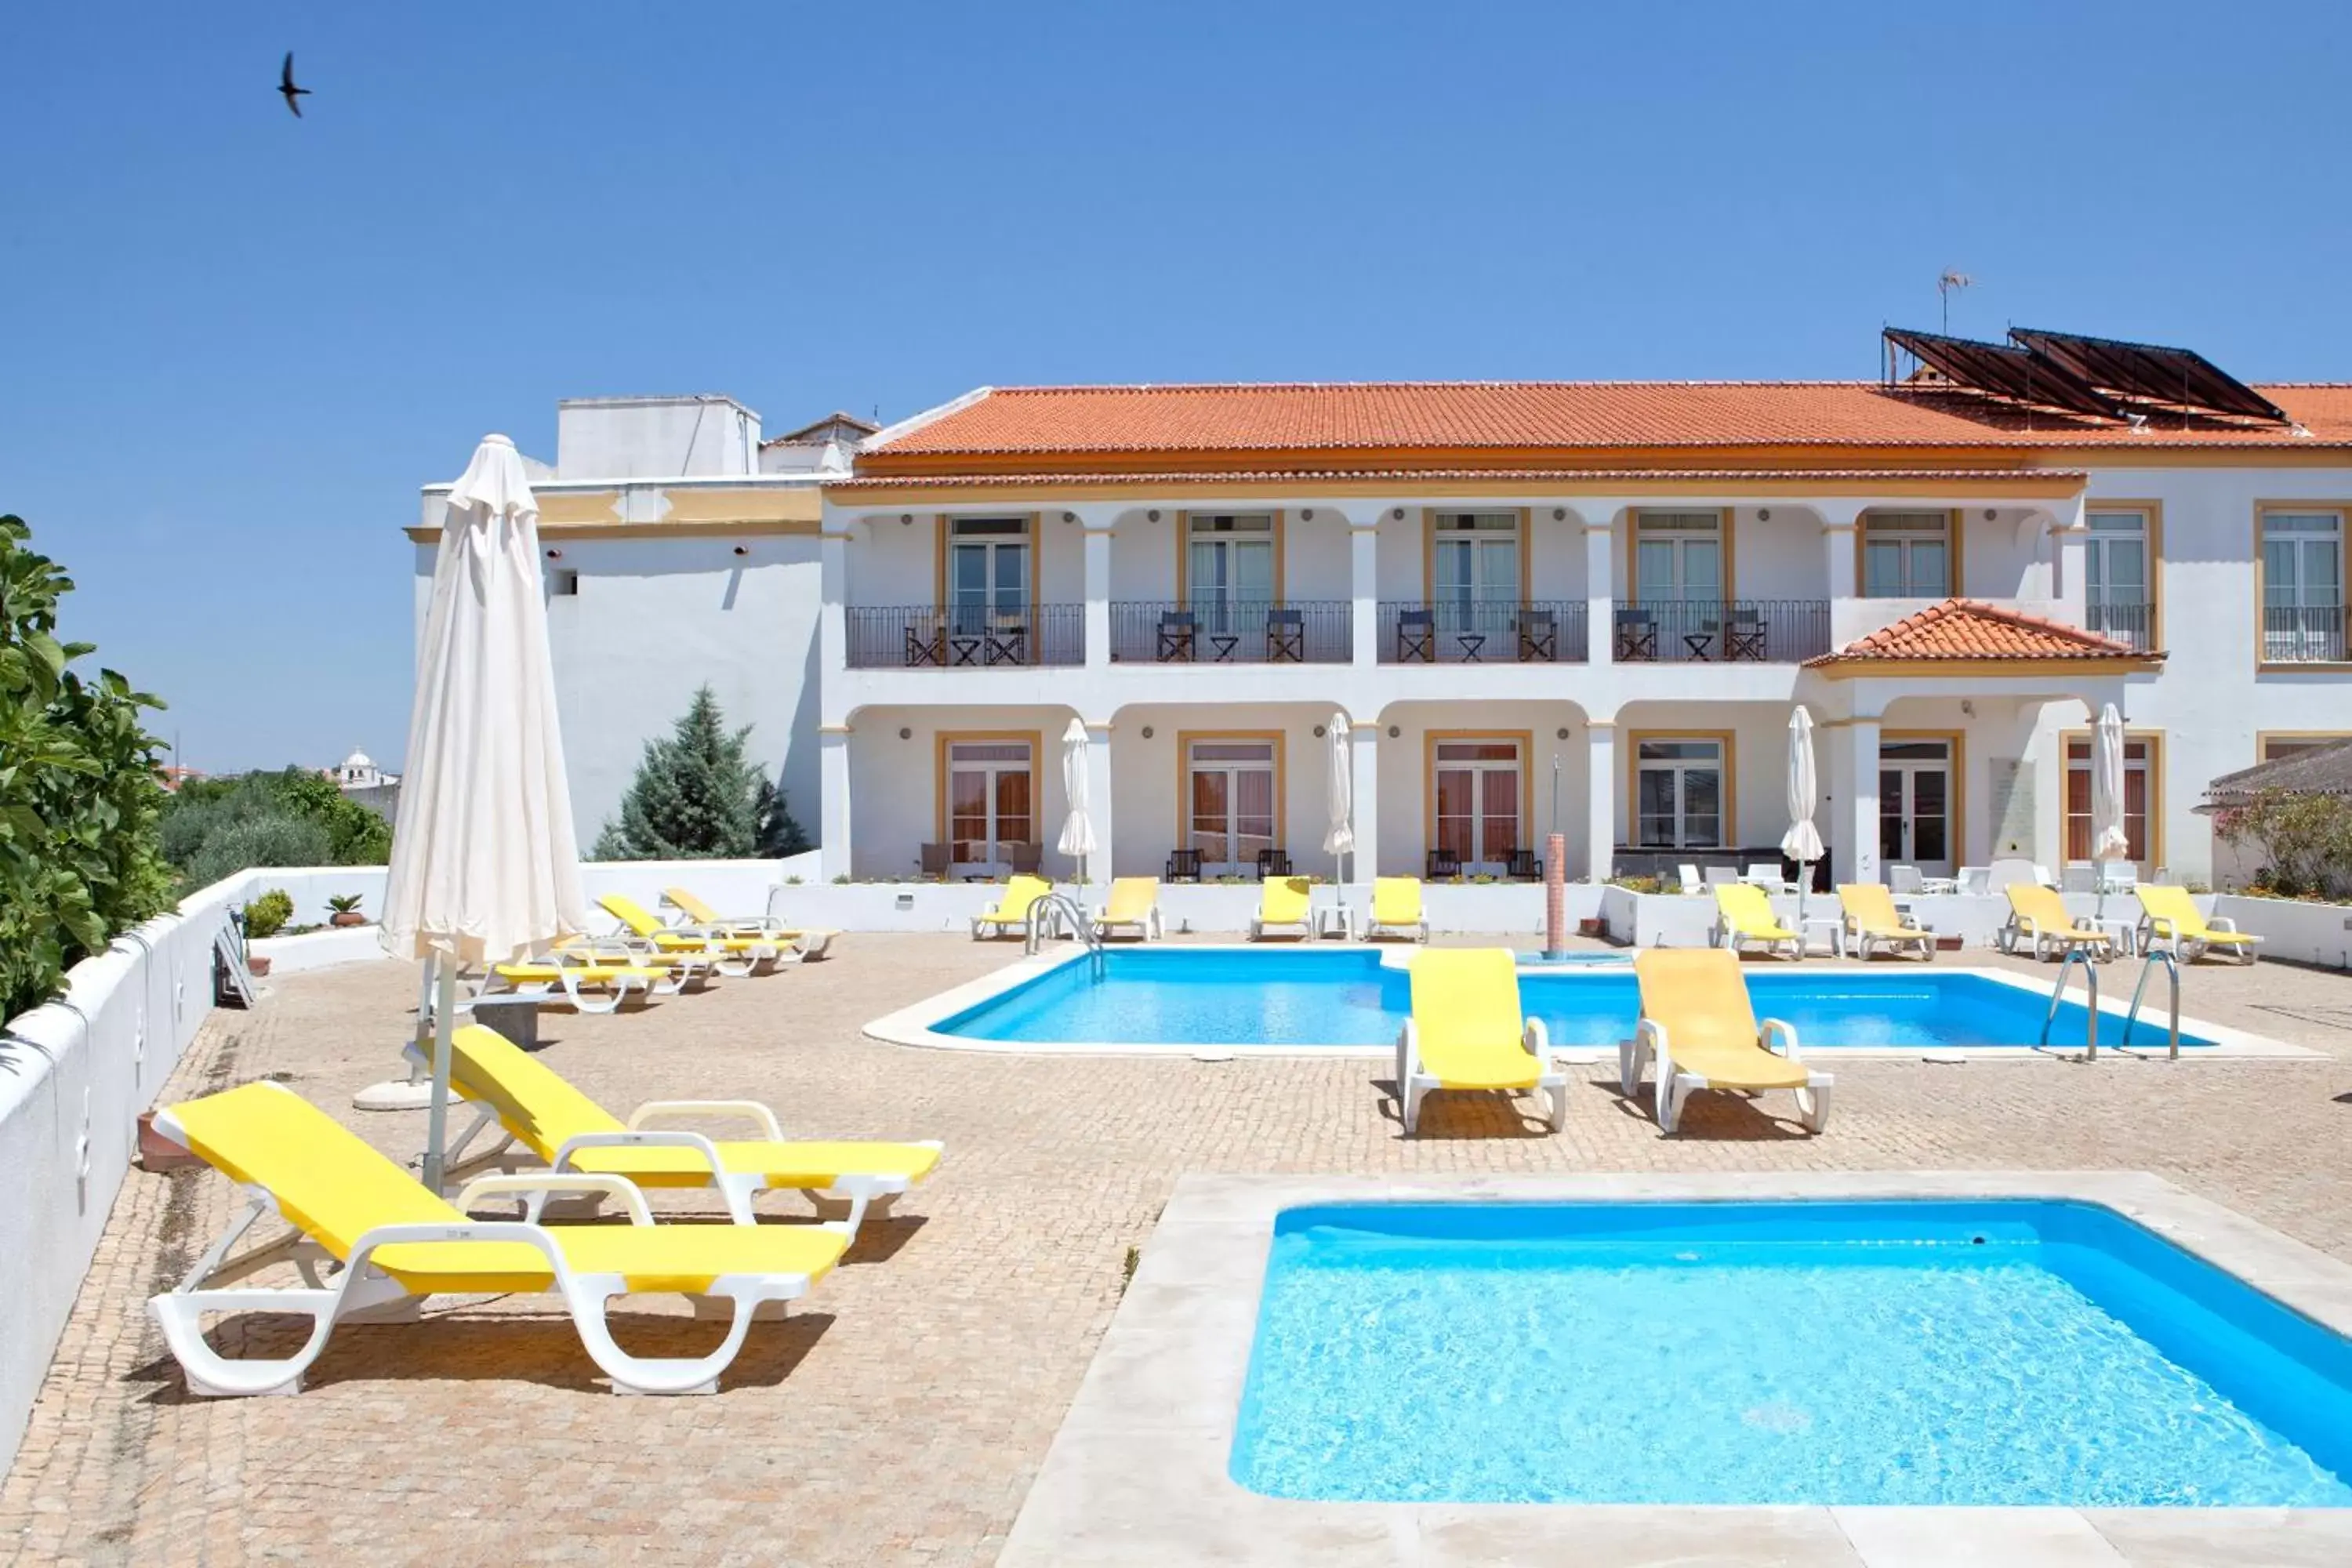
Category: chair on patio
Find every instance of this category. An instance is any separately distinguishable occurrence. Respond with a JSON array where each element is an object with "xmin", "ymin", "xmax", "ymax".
[
  {"xmin": 416, "ymin": 1023, "xmax": 943, "ymax": 1240},
  {"xmin": 919, "ymin": 842, "xmax": 953, "ymax": 881},
  {"xmin": 1621, "ymin": 949, "xmax": 1832, "ymax": 1135},
  {"xmin": 1506, "ymin": 848, "xmax": 1543, "ymax": 882},
  {"xmin": 144, "ymin": 1081, "xmax": 848, "ymax": 1398},
  {"xmin": 1837, "ymin": 884, "xmax": 1935, "ymax": 962},
  {"xmin": 1007, "ymin": 841, "xmax": 1044, "ymax": 877},
  {"xmin": 1249, "ymin": 877, "xmax": 1315, "ymax": 941},
  {"xmin": 1393, "ymin": 948, "xmax": 1564, "ymax": 1136},
  {"xmin": 1425, "ymin": 848, "xmax": 1464, "ymax": 880},
  {"xmin": 1364, "ymin": 877, "xmax": 1429, "ymax": 942},
  {"xmin": 1711, "ymin": 884, "xmax": 1803, "ymax": 960},
  {"xmin": 1998, "ymin": 884, "xmax": 2114, "ymax": 961},
  {"xmin": 1255, "ymin": 848, "xmax": 1294, "ymax": 880},
  {"xmin": 1701, "ymin": 865, "xmax": 1739, "ymax": 887},
  {"xmin": 1093, "ymin": 877, "xmax": 1163, "ymax": 941},
  {"xmin": 484, "ymin": 952, "xmax": 670, "ymax": 1014},
  {"xmin": 971, "ymin": 873, "xmax": 1054, "ymax": 941},
  {"xmin": 1677, "ymin": 862, "xmax": 1704, "ymax": 893},
  {"xmin": 1164, "ymin": 847, "xmax": 1202, "ymax": 883},
  {"xmin": 2135, "ymin": 884, "xmax": 2260, "ymax": 965},
  {"xmin": 659, "ymin": 887, "xmax": 837, "ymax": 960},
  {"xmin": 599, "ymin": 893, "xmax": 792, "ymax": 978}
]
